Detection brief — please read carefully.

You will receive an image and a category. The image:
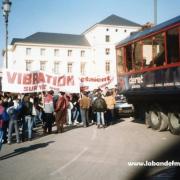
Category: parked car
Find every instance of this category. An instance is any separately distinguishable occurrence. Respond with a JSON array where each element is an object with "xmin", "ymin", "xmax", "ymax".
[{"xmin": 114, "ymin": 95, "xmax": 134, "ymax": 117}]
